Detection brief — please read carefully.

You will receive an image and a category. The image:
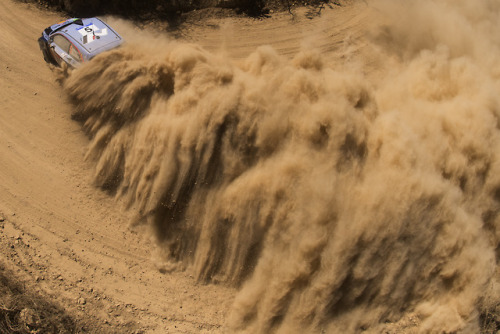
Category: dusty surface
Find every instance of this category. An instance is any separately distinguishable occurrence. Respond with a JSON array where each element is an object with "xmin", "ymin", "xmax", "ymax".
[
  {"xmin": 0, "ymin": 0, "xmax": 237, "ymax": 332},
  {"xmin": 3, "ymin": 0, "xmax": 500, "ymax": 333},
  {"xmin": 0, "ymin": 0, "xmax": 368, "ymax": 332}
]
